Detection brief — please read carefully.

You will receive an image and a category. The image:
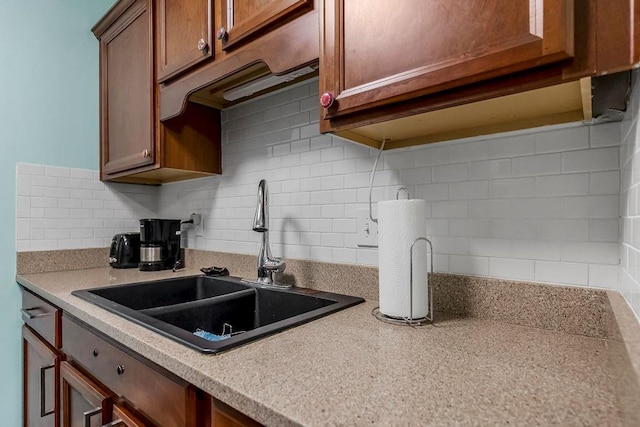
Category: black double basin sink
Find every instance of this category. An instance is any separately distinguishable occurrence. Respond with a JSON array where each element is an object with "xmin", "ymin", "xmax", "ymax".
[{"xmin": 72, "ymin": 276, "xmax": 364, "ymax": 353}]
